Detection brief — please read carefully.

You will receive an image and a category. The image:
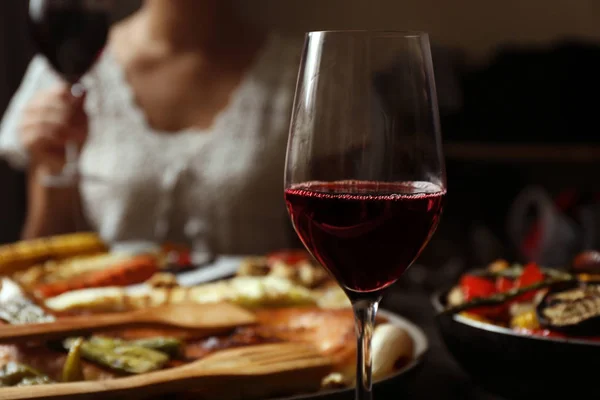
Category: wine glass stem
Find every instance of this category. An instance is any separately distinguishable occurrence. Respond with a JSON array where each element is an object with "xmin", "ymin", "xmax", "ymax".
[
  {"xmin": 352, "ymin": 298, "xmax": 380, "ymax": 400},
  {"xmin": 64, "ymin": 83, "xmax": 85, "ymax": 173}
]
